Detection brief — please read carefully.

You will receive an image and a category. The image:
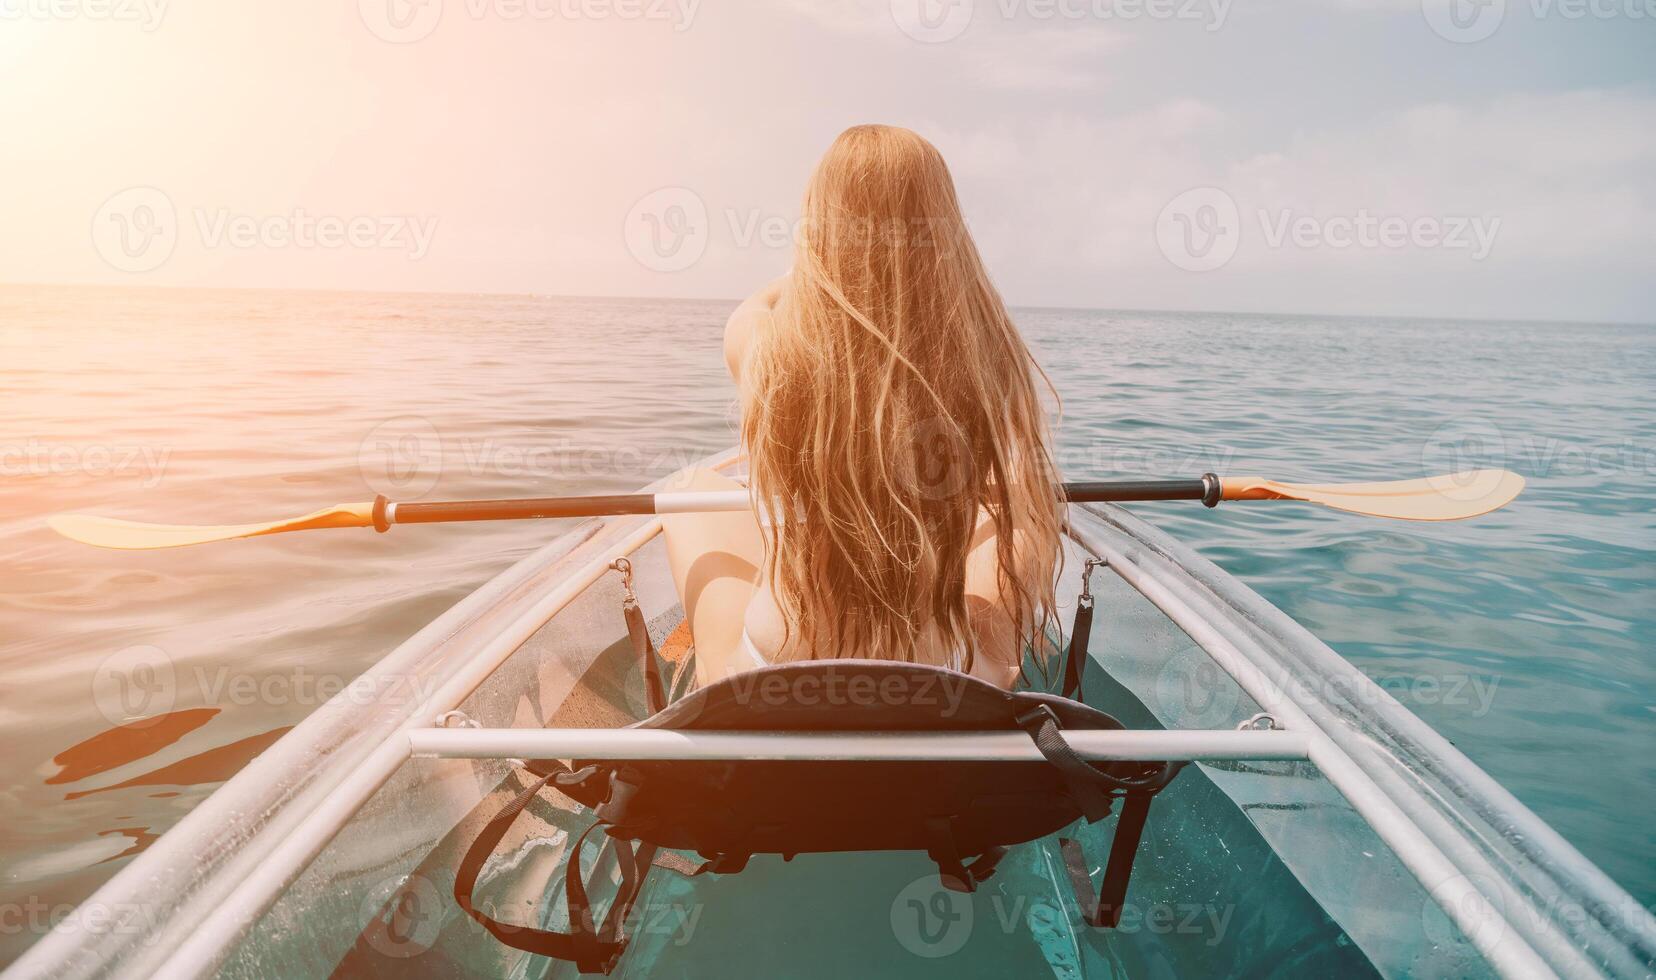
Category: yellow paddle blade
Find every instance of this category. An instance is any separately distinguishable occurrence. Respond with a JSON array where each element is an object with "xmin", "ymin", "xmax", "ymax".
[
  {"xmin": 1221, "ymin": 469, "xmax": 1525, "ymax": 521},
  {"xmin": 47, "ymin": 502, "xmax": 378, "ymax": 551}
]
